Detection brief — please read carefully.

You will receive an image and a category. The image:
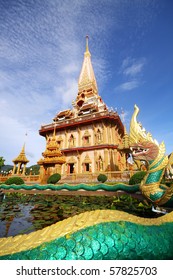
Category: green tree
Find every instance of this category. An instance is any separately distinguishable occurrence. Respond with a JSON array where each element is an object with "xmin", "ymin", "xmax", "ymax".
[
  {"xmin": 25, "ymin": 165, "xmax": 40, "ymax": 175},
  {"xmin": 0, "ymin": 157, "xmax": 5, "ymax": 171}
]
